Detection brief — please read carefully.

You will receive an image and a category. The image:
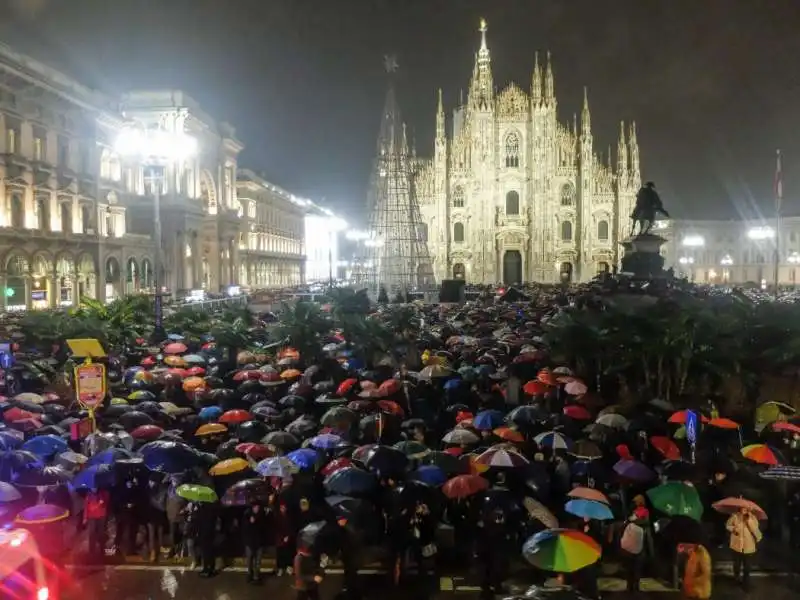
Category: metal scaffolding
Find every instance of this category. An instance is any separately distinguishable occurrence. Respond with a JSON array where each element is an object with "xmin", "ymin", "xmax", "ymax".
[{"xmin": 356, "ymin": 63, "xmax": 435, "ymax": 298}]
